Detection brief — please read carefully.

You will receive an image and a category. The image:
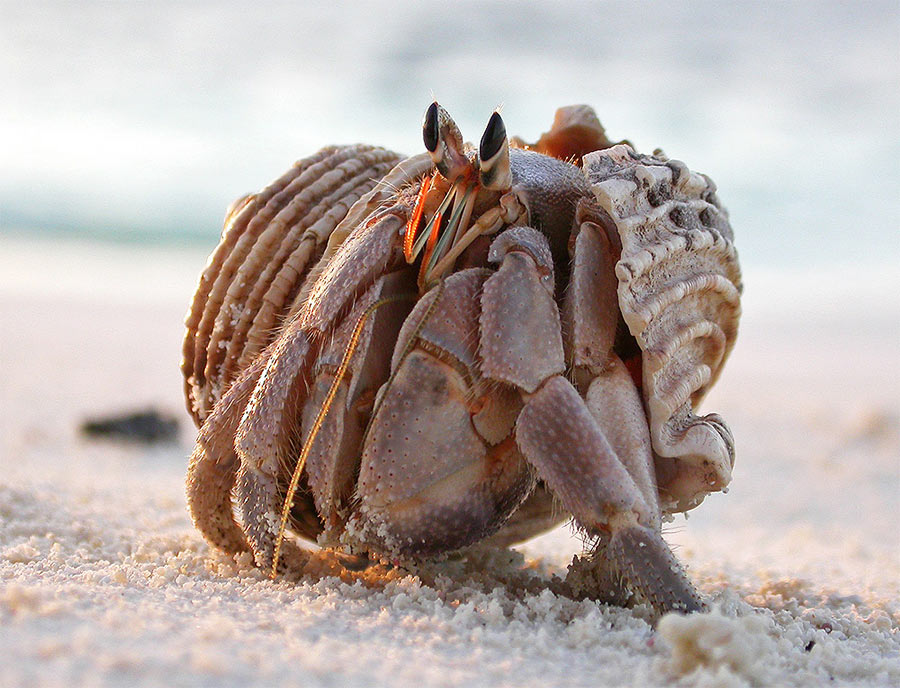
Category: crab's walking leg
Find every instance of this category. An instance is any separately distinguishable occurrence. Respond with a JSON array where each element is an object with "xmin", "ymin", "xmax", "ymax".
[
  {"xmin": 564, "ymin": 211, "xmax": 661, "ymax": 521},
  {"xmin": 186, "ymin": 353, "xmax": 267, "ymax": 554},
  {"xmin": 565, "ymin": 211, "xmax": 707, "ymax": 610},
  {"xmin": 234, "ymin": 211, "xmax": 409, "ymax": 569},
  {"xmin": 516, "ymin": 380, "xmax": 703, "ymax": 614},
  {"xmin": 481, "ymin": 226, "xmax": 703, "ymax": 614},
  {"xmin": 187, "ymin": 346, "xmax": 318, "ymax": 572}
]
